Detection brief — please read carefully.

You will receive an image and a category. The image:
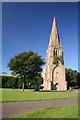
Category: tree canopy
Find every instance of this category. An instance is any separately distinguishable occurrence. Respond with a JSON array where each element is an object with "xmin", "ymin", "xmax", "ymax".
[
  {"xmin": 65, "ymin": 68, "xmax": 80, "ymax": 89},
  {"xmin": 8, "ymin": 51, "xmax": 45, "ymax": 91}
]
